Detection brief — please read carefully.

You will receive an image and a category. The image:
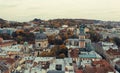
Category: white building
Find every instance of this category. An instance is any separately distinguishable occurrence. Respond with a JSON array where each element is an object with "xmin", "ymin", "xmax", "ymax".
[
  {"xmin": 44, "ymin": 28, "xmax": 59, "ymax": 36},
  {"xmin": 102, "ymin": 42, "xmax": 118, "ymax": 51}
]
